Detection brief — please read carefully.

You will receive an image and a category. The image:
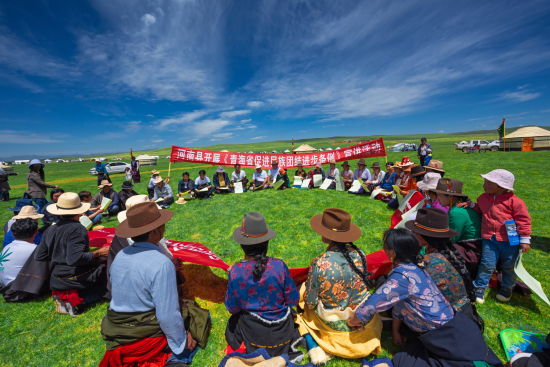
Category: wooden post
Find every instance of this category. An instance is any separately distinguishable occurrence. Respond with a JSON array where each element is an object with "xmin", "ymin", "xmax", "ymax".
[{"xmin": 165, "ymin": 161, "xmax": 172, "ymax": 183}]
